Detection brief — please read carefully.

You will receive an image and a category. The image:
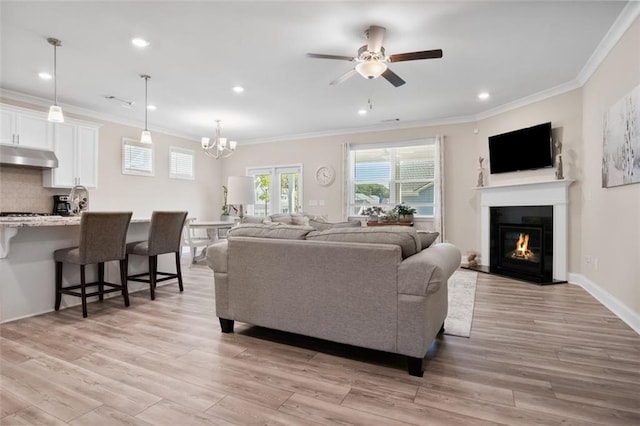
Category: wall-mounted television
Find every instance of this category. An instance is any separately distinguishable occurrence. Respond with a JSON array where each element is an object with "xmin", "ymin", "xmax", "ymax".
[{"xmin": 488, "ymin": 122, "xmax": 553, "ymax": 174}]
